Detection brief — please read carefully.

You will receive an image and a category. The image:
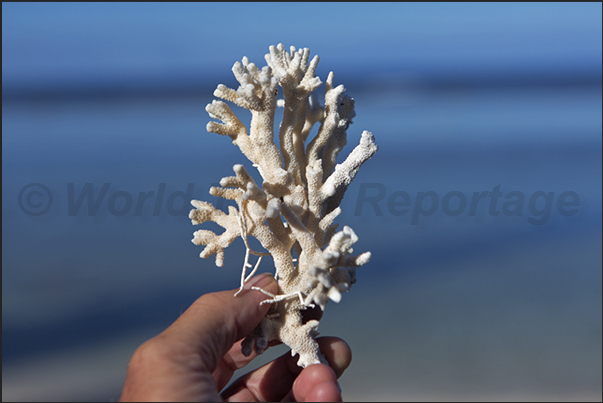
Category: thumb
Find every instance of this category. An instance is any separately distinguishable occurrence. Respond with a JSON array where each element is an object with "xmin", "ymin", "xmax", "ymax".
[{"xmin": 158, "ymin": 273, "xmax": 278, "ymax": 372}]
